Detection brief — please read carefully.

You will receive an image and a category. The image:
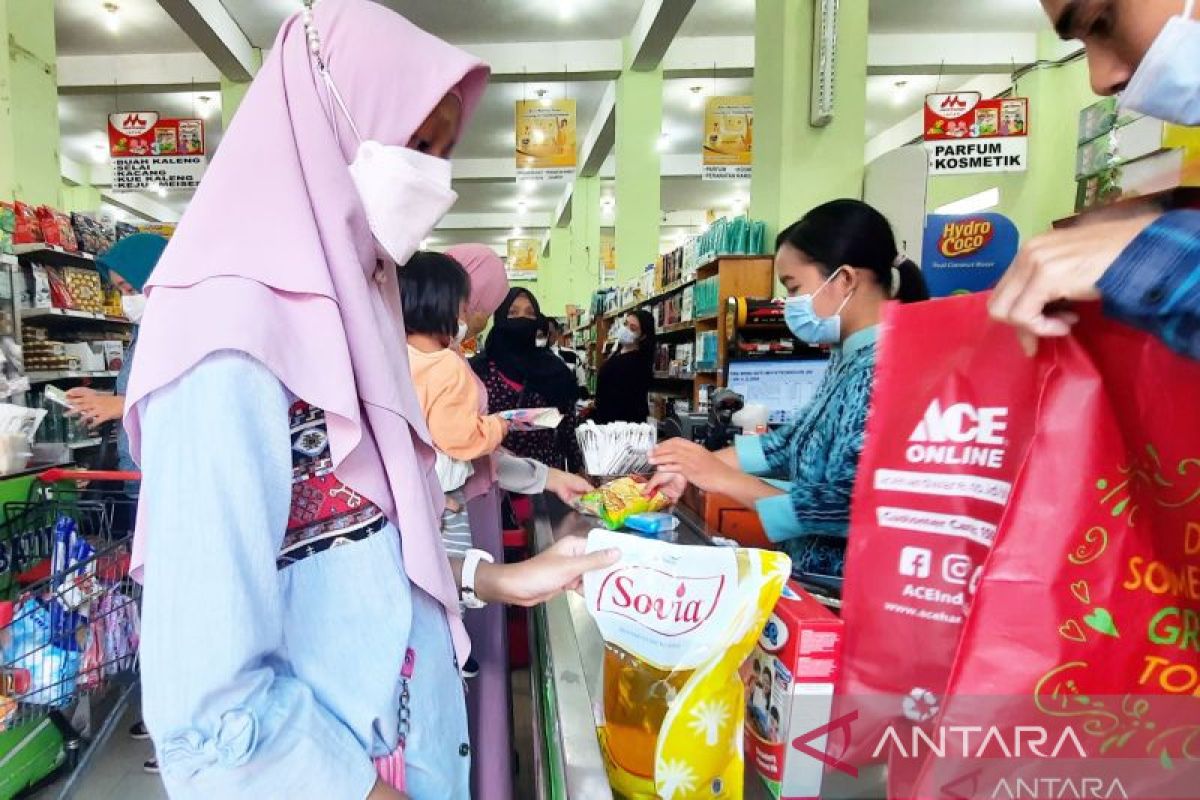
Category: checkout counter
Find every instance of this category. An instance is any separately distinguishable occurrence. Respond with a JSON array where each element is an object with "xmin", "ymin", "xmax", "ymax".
[{"xmin": 525, "ymin": 494, "xmax": 881, "ymax": 800}]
